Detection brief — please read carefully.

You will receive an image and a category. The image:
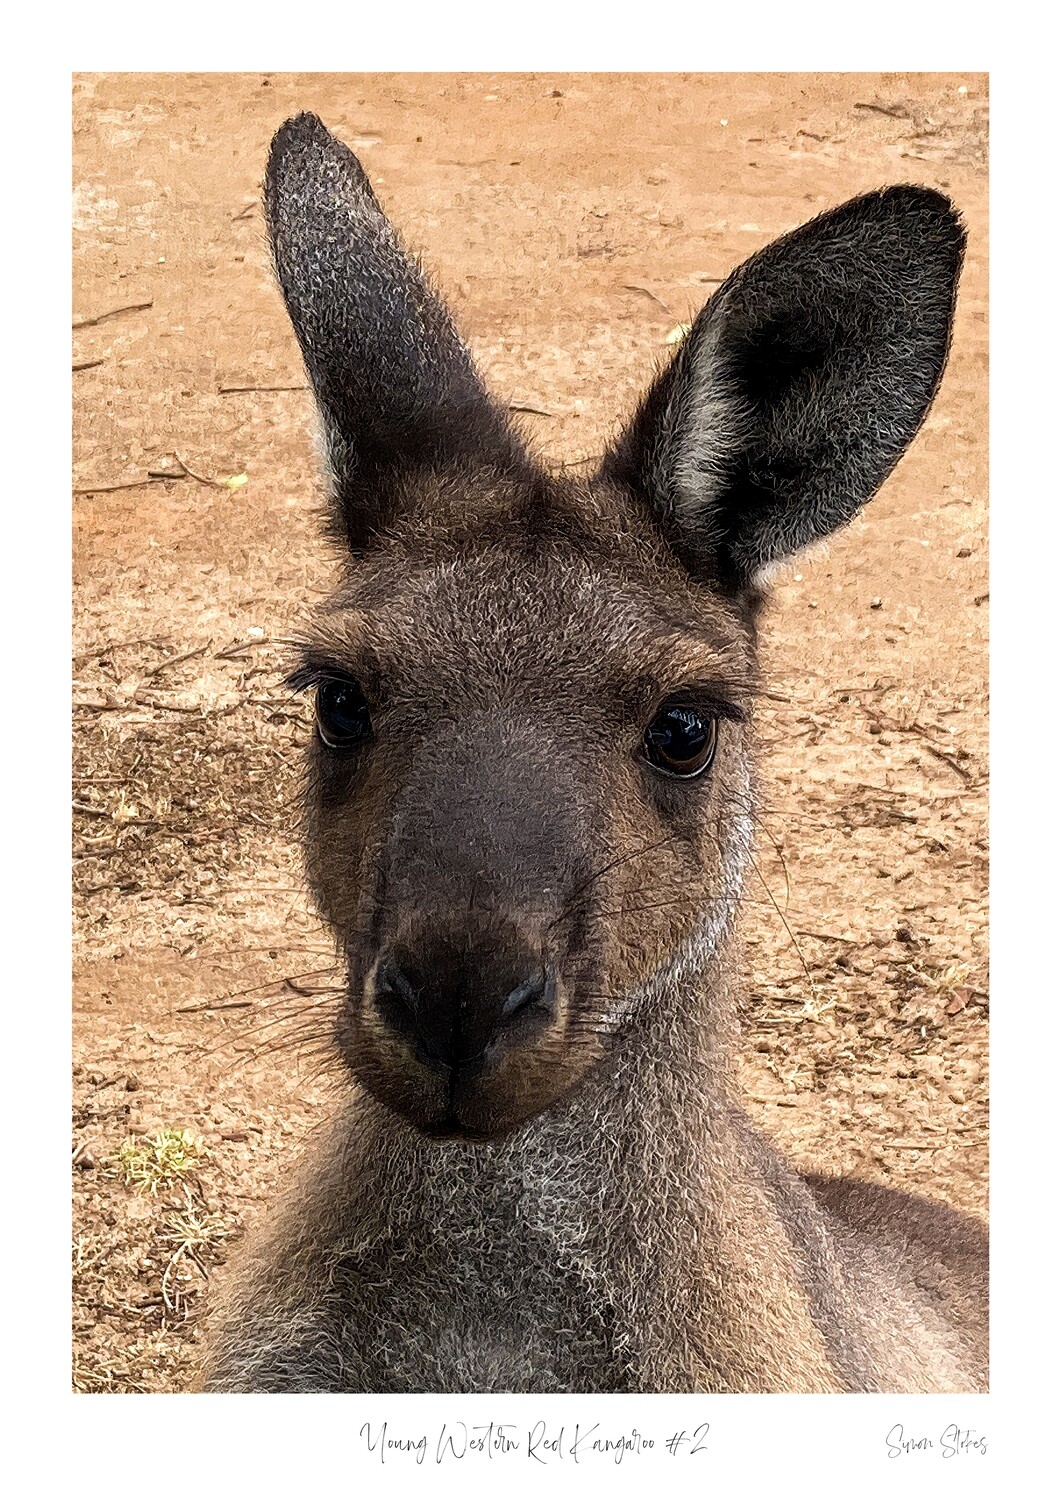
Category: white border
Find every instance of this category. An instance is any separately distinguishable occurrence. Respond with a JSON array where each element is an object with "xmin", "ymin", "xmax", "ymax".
[{"xmin": 10, "ymin": 6, "xmax": 1054, "ymax": 1492}]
